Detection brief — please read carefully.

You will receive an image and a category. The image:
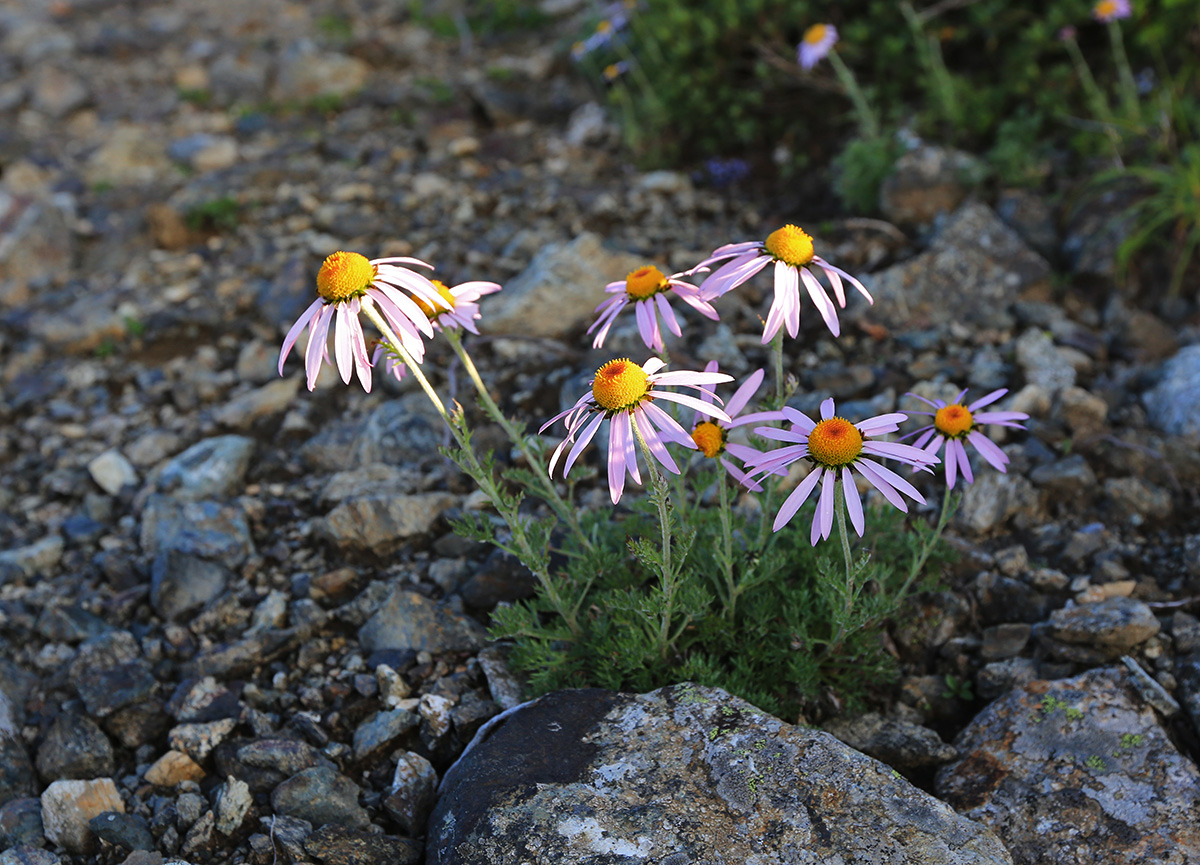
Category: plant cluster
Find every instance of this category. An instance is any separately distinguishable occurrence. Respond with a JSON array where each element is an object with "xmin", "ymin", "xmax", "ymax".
[
  {"xmin": 568, "ymin": 0, "xmax": 1200, "ymax": 297},
  {"xmin": 279, "ymin": 213, "xmax": 1027, "ymax": 716}
]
